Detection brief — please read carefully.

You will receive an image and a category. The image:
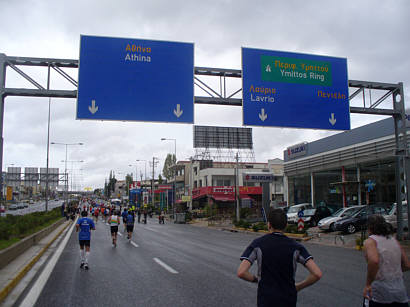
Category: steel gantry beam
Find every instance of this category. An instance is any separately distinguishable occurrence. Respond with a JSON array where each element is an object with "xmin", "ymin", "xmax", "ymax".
[{"xmin": 0, "ymin": 53, "xmax": 408, "ymax": 239}]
